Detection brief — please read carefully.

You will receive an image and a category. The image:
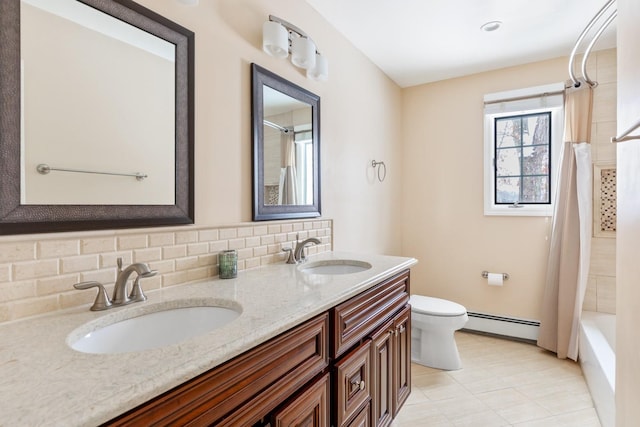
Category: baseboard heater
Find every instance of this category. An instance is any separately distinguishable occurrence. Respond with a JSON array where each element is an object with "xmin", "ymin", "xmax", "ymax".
[{"xmin": 463, "ymin": 311, "xmax": 540, "ymax": 342}]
